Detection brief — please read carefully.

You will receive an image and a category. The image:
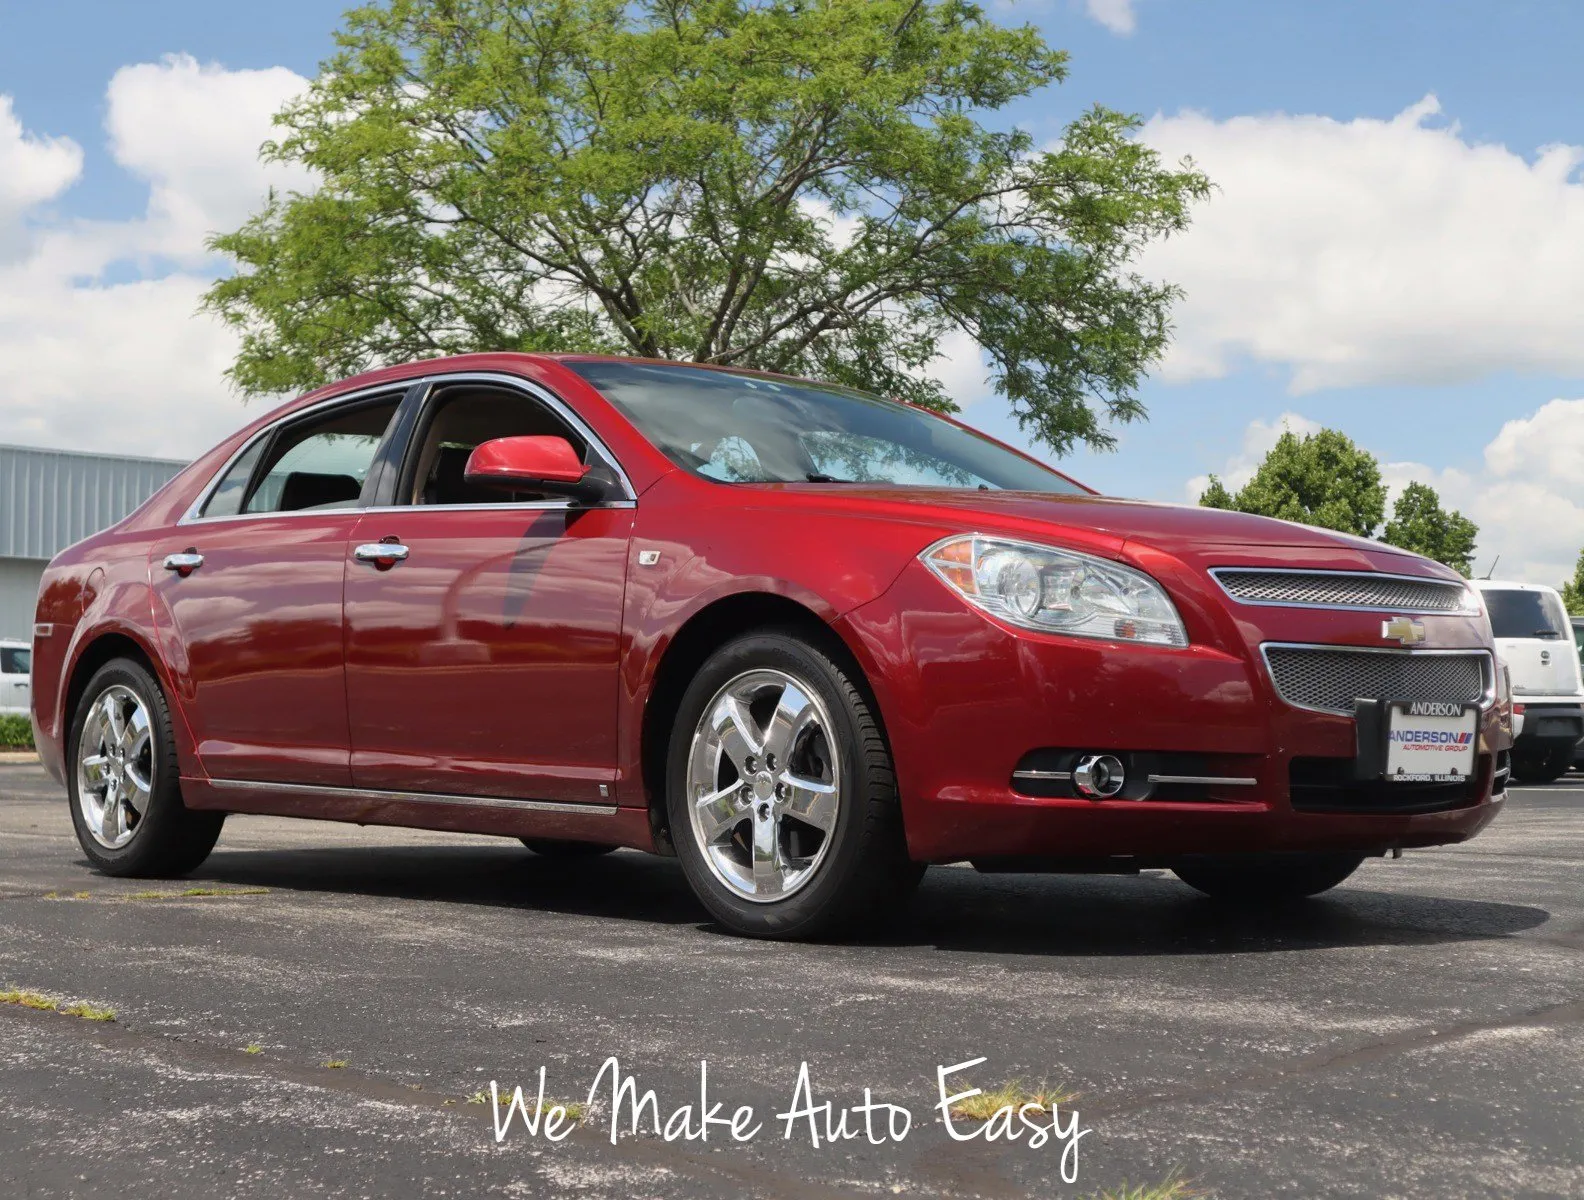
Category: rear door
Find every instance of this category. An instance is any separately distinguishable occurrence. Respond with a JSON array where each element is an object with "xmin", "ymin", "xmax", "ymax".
[{"xmin": 149, "ymin": 390, "xmax": 406, "ymax": 785}]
